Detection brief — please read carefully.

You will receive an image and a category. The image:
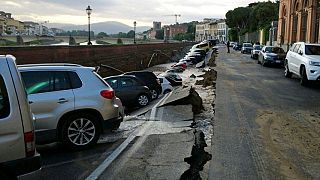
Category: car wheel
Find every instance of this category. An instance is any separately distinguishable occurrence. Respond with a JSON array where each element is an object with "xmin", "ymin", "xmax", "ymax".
[
  {"xmin": 137, "ymin": 94, "xmax": 149, "ymax": 107},
  {"xmin": 284, "ymin": 60, "xmax": 292, "ymax": 78},
  {"xmin": 150, "ymin": 89, "xmax": 158, "ymax": 100},
  {"xmin": 61, "ymin": 113, "xmax": 100, "ymax": 149},
  {"xmin": 300, "ymin": 66, "xmax": 309, "ymax": 86}
]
